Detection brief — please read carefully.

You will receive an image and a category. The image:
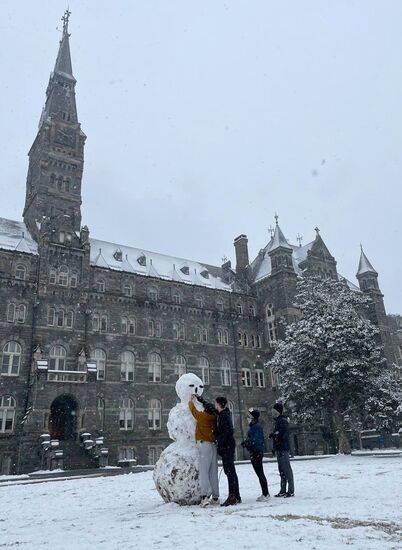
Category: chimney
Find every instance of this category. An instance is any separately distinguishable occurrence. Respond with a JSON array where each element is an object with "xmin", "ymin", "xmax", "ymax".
[{"xmin": 234, "ymin": 234, "xmax": 249, "ymax": 273}]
